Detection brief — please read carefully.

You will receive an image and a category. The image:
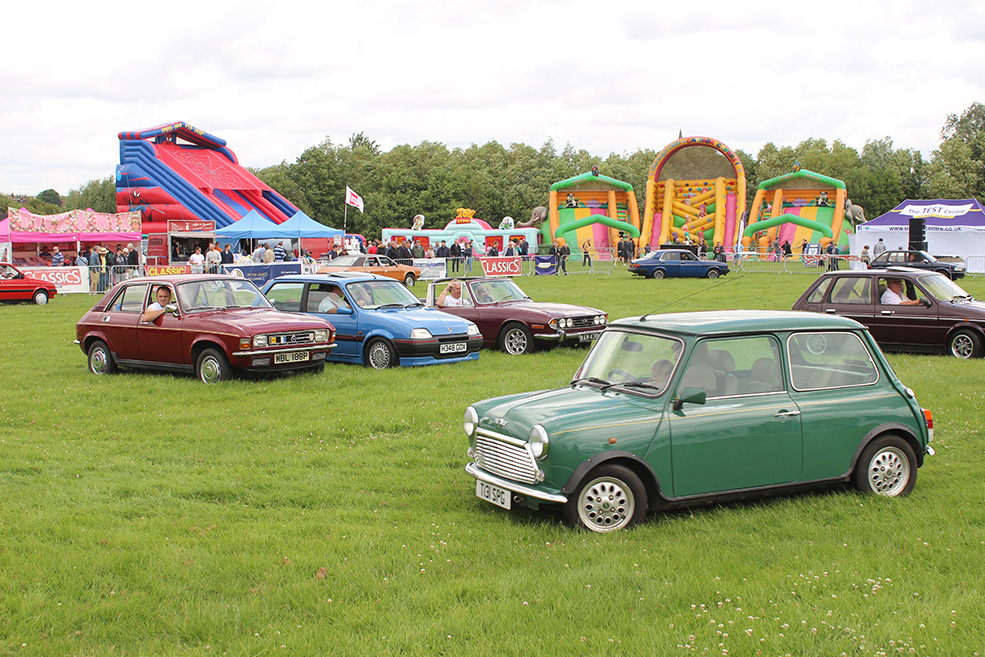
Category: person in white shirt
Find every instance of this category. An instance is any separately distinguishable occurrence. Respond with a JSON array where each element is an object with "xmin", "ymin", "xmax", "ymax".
[
  {"xmin": 188, "ymin": 247, "xmax": 206, "ymax": 274},
  {"xmin": 436, "ymin": 280, "xmax": 464, "ymax": 307},
  {"xmin": 881, "ymin": 278, "xmax": 927, "ymax": 306}
]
